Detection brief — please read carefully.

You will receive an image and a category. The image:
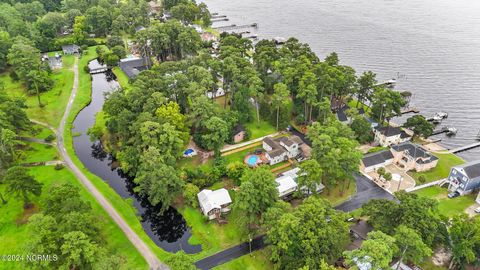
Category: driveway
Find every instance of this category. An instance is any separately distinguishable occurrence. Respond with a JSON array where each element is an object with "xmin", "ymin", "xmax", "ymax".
[{"xmin": 335, "ymin": 173, "xmax": 395, "ymax": 212}]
